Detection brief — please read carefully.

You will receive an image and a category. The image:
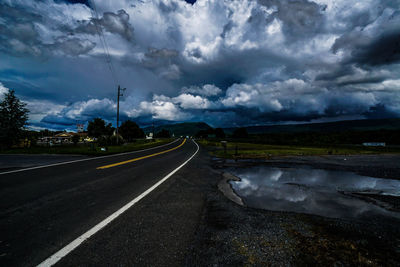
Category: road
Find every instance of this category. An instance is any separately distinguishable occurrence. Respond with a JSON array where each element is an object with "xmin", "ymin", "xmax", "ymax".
[{"xmin": 0, "ymin": 138, "xmax": 199, "ymax": 266}]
